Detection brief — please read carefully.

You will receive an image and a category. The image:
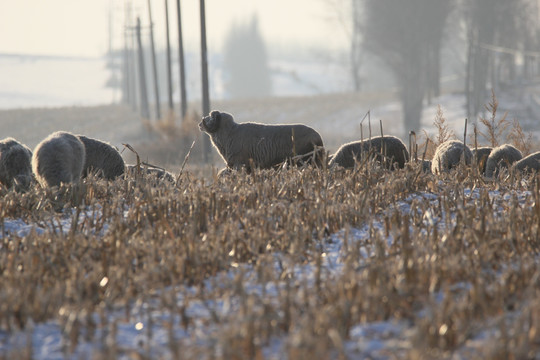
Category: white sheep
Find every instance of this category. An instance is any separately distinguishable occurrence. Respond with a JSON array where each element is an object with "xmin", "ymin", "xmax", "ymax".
[
  {"xmin": 431, "ymin": 140, "xmax": 472, "ymax": 175},
  {"xmin": 485, "ymin": 144, "xmax": 522, "ymax": 178},
  {"xmin": 0, "ymin": 137, "xmax": 33, "ymax": 191},
  {"xmin": 199, "ymin": 110, "xmax": 324, "ymax": 171},
  {"xmin": 32, "ymin": 131, "xmax": 85, "ymax": 188}
]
